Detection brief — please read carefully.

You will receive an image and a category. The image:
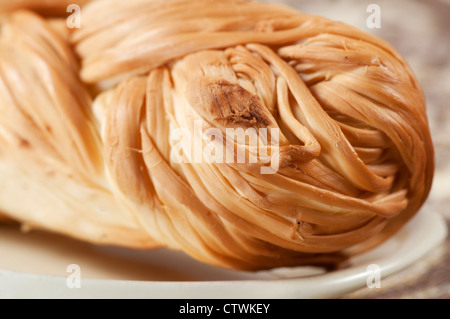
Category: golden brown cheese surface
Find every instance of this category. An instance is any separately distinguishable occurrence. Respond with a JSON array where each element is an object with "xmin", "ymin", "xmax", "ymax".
[{"xmin": 0, "ymin": 0, "xmax": 434, "ymax": 270}]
